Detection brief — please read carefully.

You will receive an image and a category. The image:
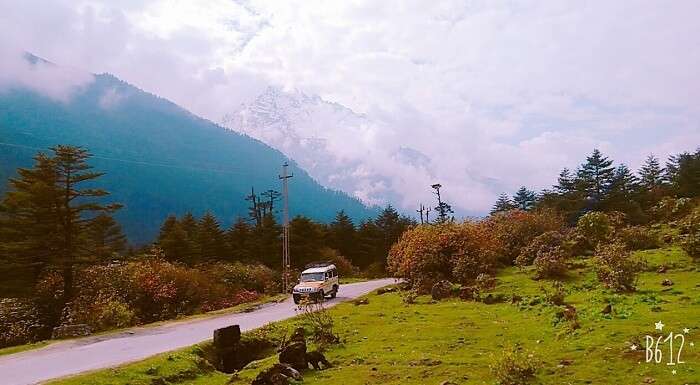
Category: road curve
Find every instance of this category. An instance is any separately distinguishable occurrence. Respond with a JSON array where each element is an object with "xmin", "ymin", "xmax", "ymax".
[{"xmin": 0, "ymin": 278, "xmax": 395, "ymax": 385}]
